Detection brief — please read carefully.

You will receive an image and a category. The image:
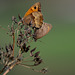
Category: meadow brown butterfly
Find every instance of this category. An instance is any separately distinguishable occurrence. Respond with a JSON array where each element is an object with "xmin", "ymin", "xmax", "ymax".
[{"xmin": 23, "ymin": 2, "xmax": 52, "ymax": 39}]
